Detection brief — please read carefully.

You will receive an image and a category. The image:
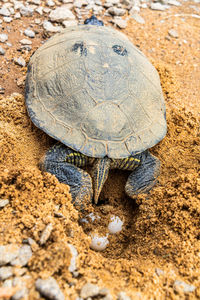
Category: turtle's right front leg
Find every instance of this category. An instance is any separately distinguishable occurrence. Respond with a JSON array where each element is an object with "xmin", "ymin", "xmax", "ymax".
[{"xmin": 39, "ymin": 143, "xmax": 93, "ymax": 210}]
